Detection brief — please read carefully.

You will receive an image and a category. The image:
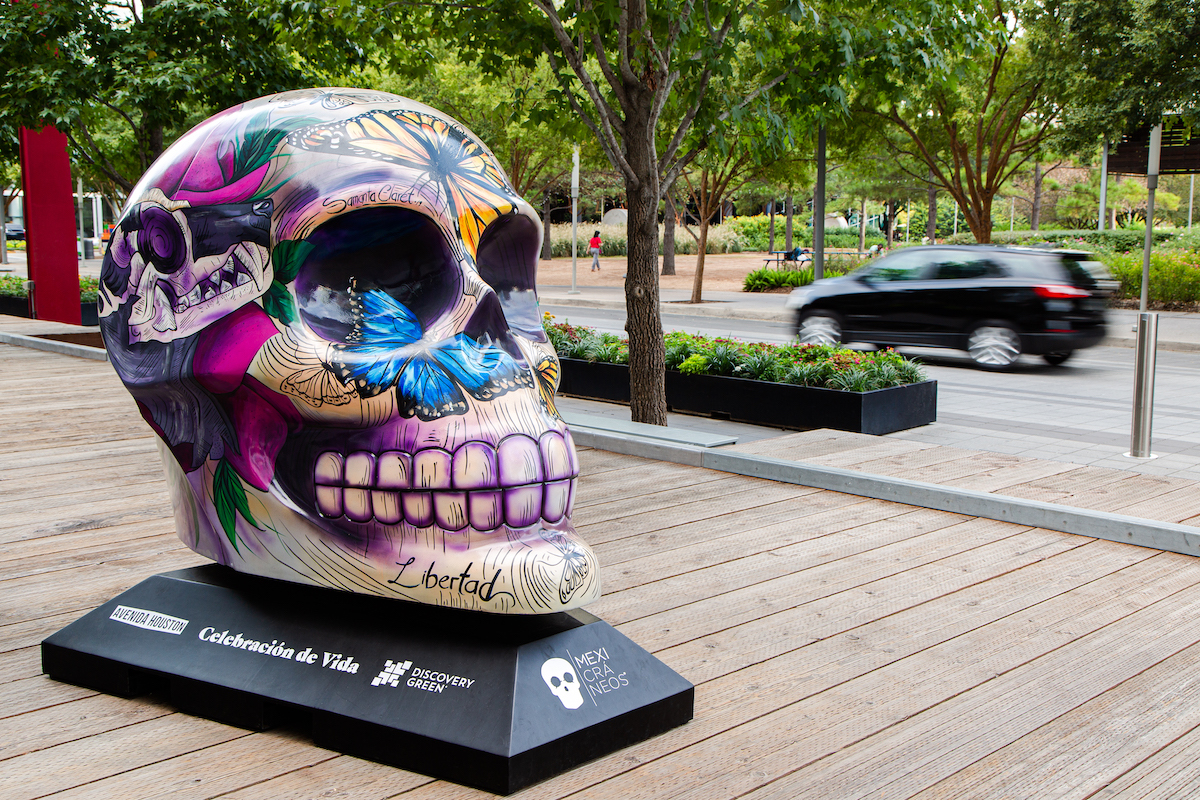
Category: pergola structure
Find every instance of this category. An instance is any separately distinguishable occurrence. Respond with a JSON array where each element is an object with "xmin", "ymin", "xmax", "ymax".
[{"xmin": 1108, "ymin": 118, "xmax": 1200, "ymax": 175}]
